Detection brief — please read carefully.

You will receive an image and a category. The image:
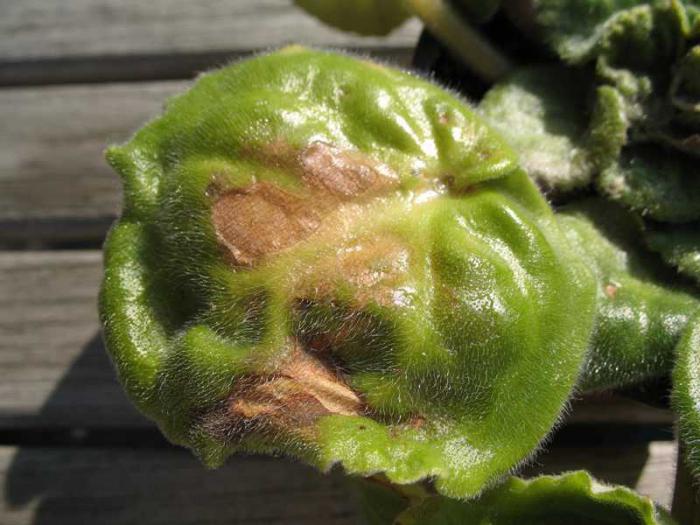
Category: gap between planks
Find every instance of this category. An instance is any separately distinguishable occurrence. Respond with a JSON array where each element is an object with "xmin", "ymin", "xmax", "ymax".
[
  {"xmin": 0, "ymin": 447, "xmax": 358, "ymax": 525},
  {"xmin": 0, "ymin": 48, "xmax": 416, "ymax": 88}
]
